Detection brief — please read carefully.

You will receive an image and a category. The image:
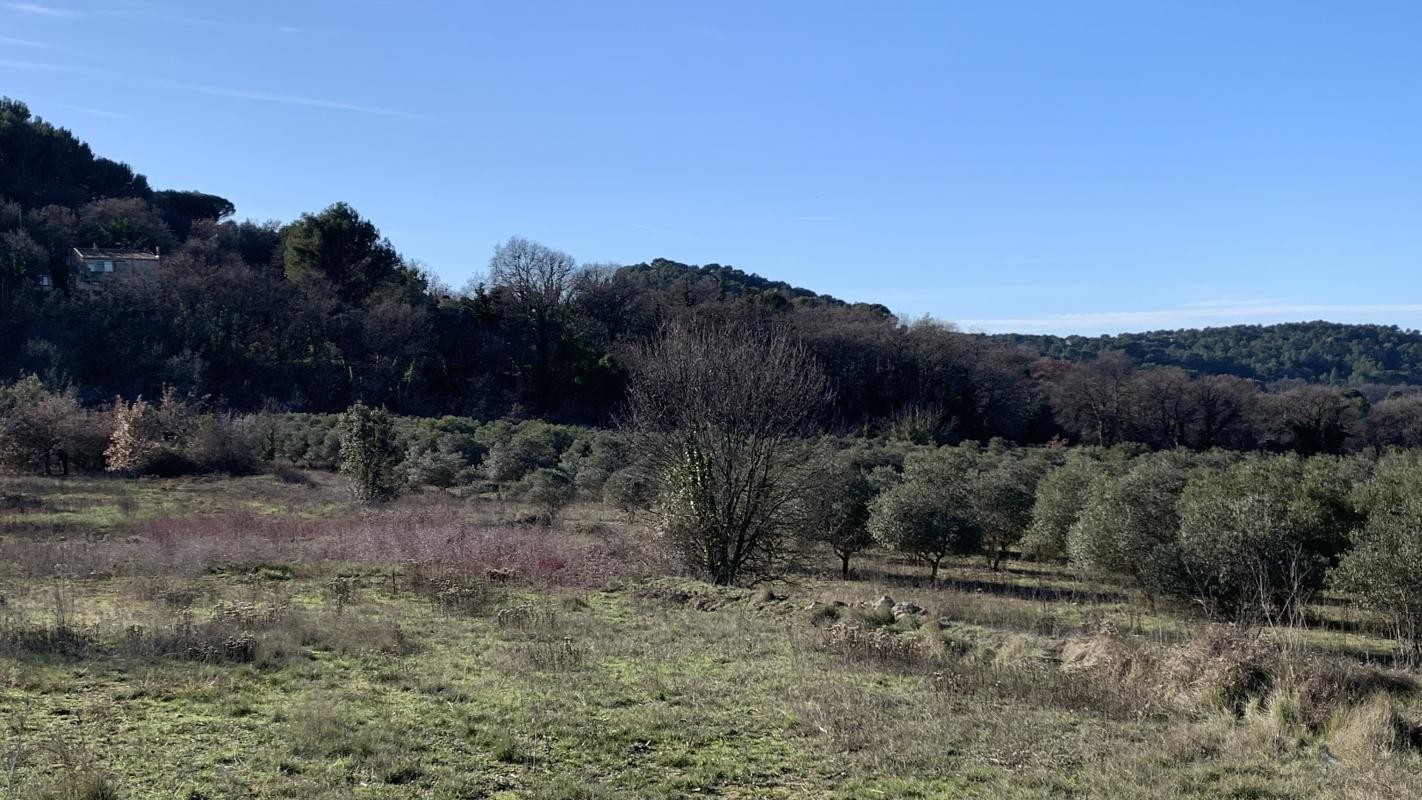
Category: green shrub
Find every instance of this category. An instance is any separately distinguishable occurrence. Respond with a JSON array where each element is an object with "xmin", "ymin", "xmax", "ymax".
[
  {"xmin": 1334, "ymin": 457, "xmax": 1422, "ymax": 655},
  {"xmin": 1067, "ymin": 453, "xmax": 1189, "ymax": 600},
  {"xmin": 338, "ymin": 403, "xmax": 400, "ymax": 504},
  {"xmin": 1176, "ymin": 456, "xmax": 1358, "ymax": 621},
  {"xmin": 602, "ymin": 466, "xmax": 653, "ymax": 519},
  {"xmin": 1021, "ymin": 453, "xmax": 1109, "ymax": 562},
  {"xmin": 517, "ymin": 467, "xmax": 575, "ymax": 524},
  {"xmin": 484, "ymin": 422, "xmax": 570, "ymax": 483},
  {"xmin": 869, "ymin": 448, "xmax": 982, "ymax": 584}
]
